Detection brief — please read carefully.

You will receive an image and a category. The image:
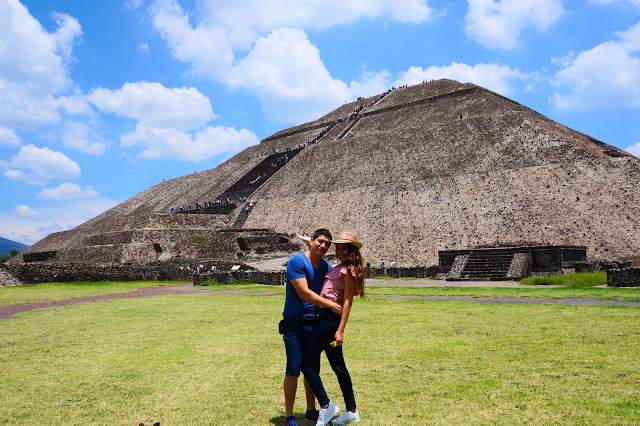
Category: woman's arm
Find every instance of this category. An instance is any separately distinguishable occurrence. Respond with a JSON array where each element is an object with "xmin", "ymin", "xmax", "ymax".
[
  {"xmin": 290, "ymin": 277, "xmax": 342, "ymax": 316},
  {"xmin": 334, "ymin": 269, "xmax": 356, "ymax": 346},
  {"xmin": 295, "ymin": 232, "xmax": 312, "ymax": 246}
]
